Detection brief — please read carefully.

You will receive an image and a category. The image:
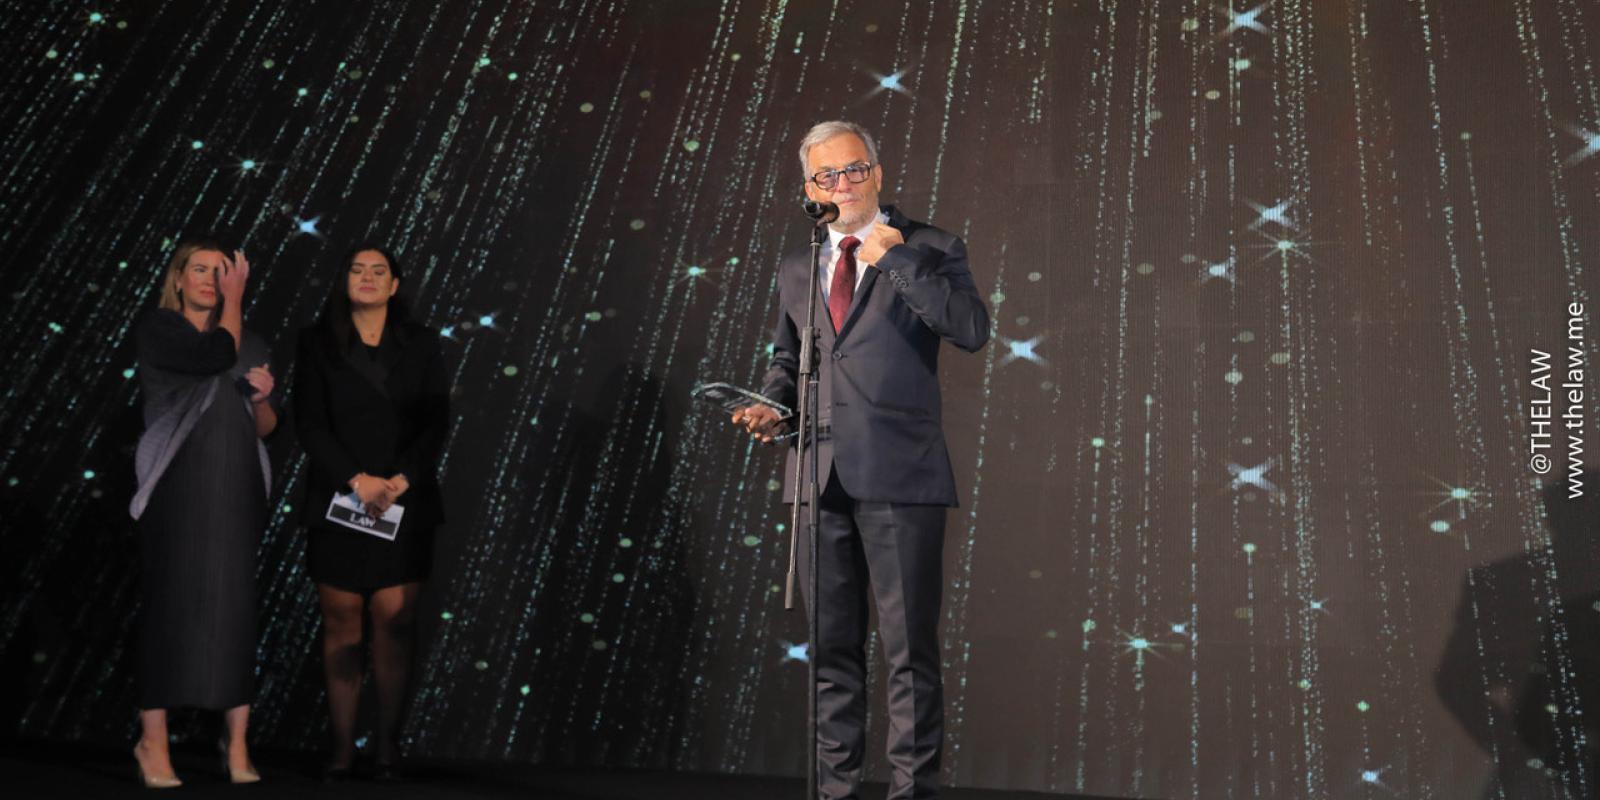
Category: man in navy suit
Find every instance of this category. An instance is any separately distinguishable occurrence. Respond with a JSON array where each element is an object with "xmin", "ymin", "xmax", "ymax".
[{"xmin": 733, "ymin": 120, "xmax": 989, "ymax": 799}]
